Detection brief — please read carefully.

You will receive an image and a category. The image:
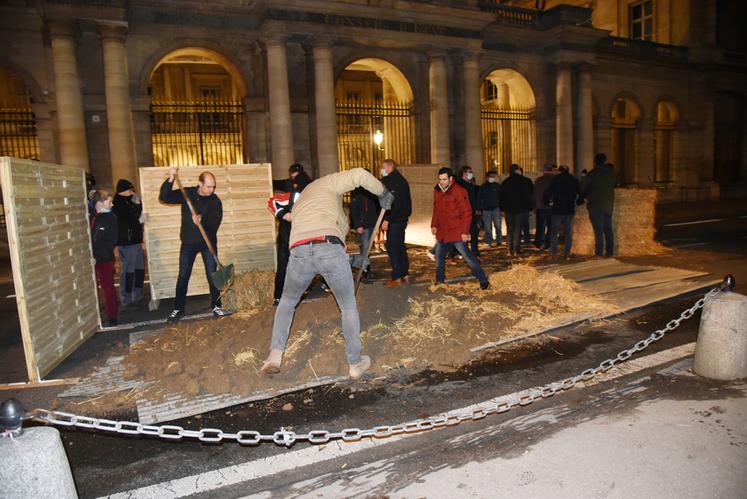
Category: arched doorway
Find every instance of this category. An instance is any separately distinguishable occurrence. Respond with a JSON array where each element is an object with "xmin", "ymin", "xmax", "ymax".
[
  {"xmin": 610, "ymin": 96, "xmax": 641, "ymax": 185},
  {"xmin": 148, "ymin": 48, "xmax": 246, "ymax": 166},
  {"xmin": 335, "ymin": 58, "xmax": 415, "ymax": 173},
  {"xmin": 480, "ymin": 68, "xmax": 536, "ymax": 174},
  {"xmin": 654, "ymin": 101, "xmax": 679, "ymax": 182},
  {"xmin": 0, "ymin": 68, "xmax": 39, "ymax": 160}
]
